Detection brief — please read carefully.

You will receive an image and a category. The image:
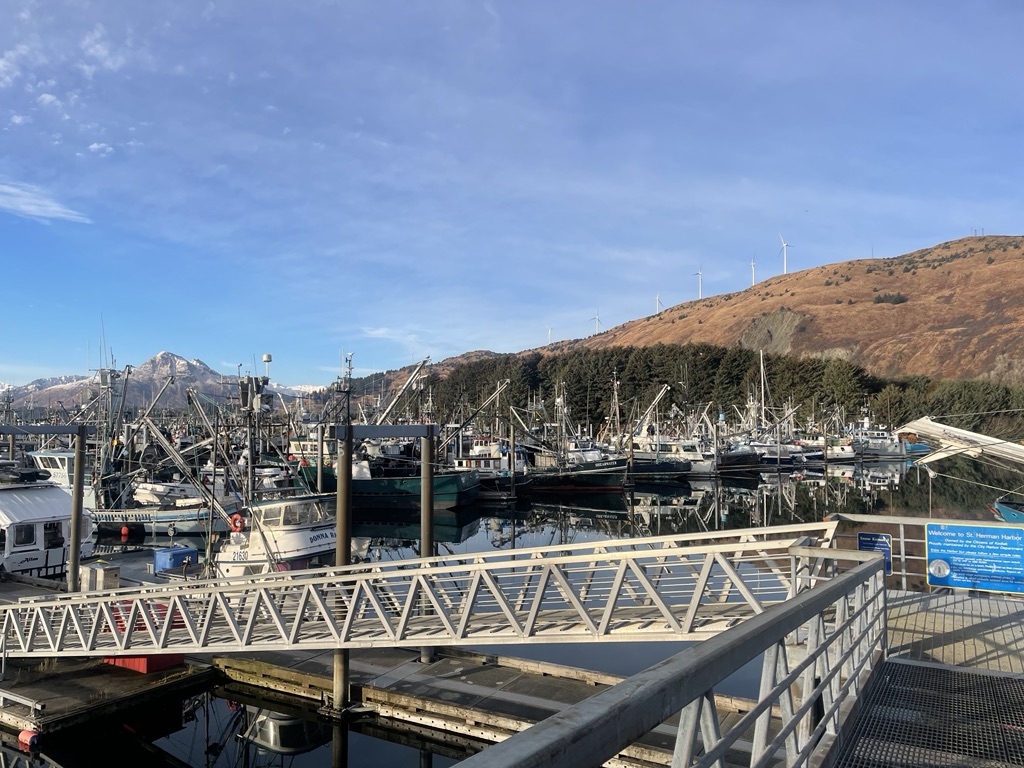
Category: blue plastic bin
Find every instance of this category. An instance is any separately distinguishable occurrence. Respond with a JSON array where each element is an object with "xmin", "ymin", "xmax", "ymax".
[{"xmin": 154, "ymin": 546, "xmax": 198, "ymax": 572}]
